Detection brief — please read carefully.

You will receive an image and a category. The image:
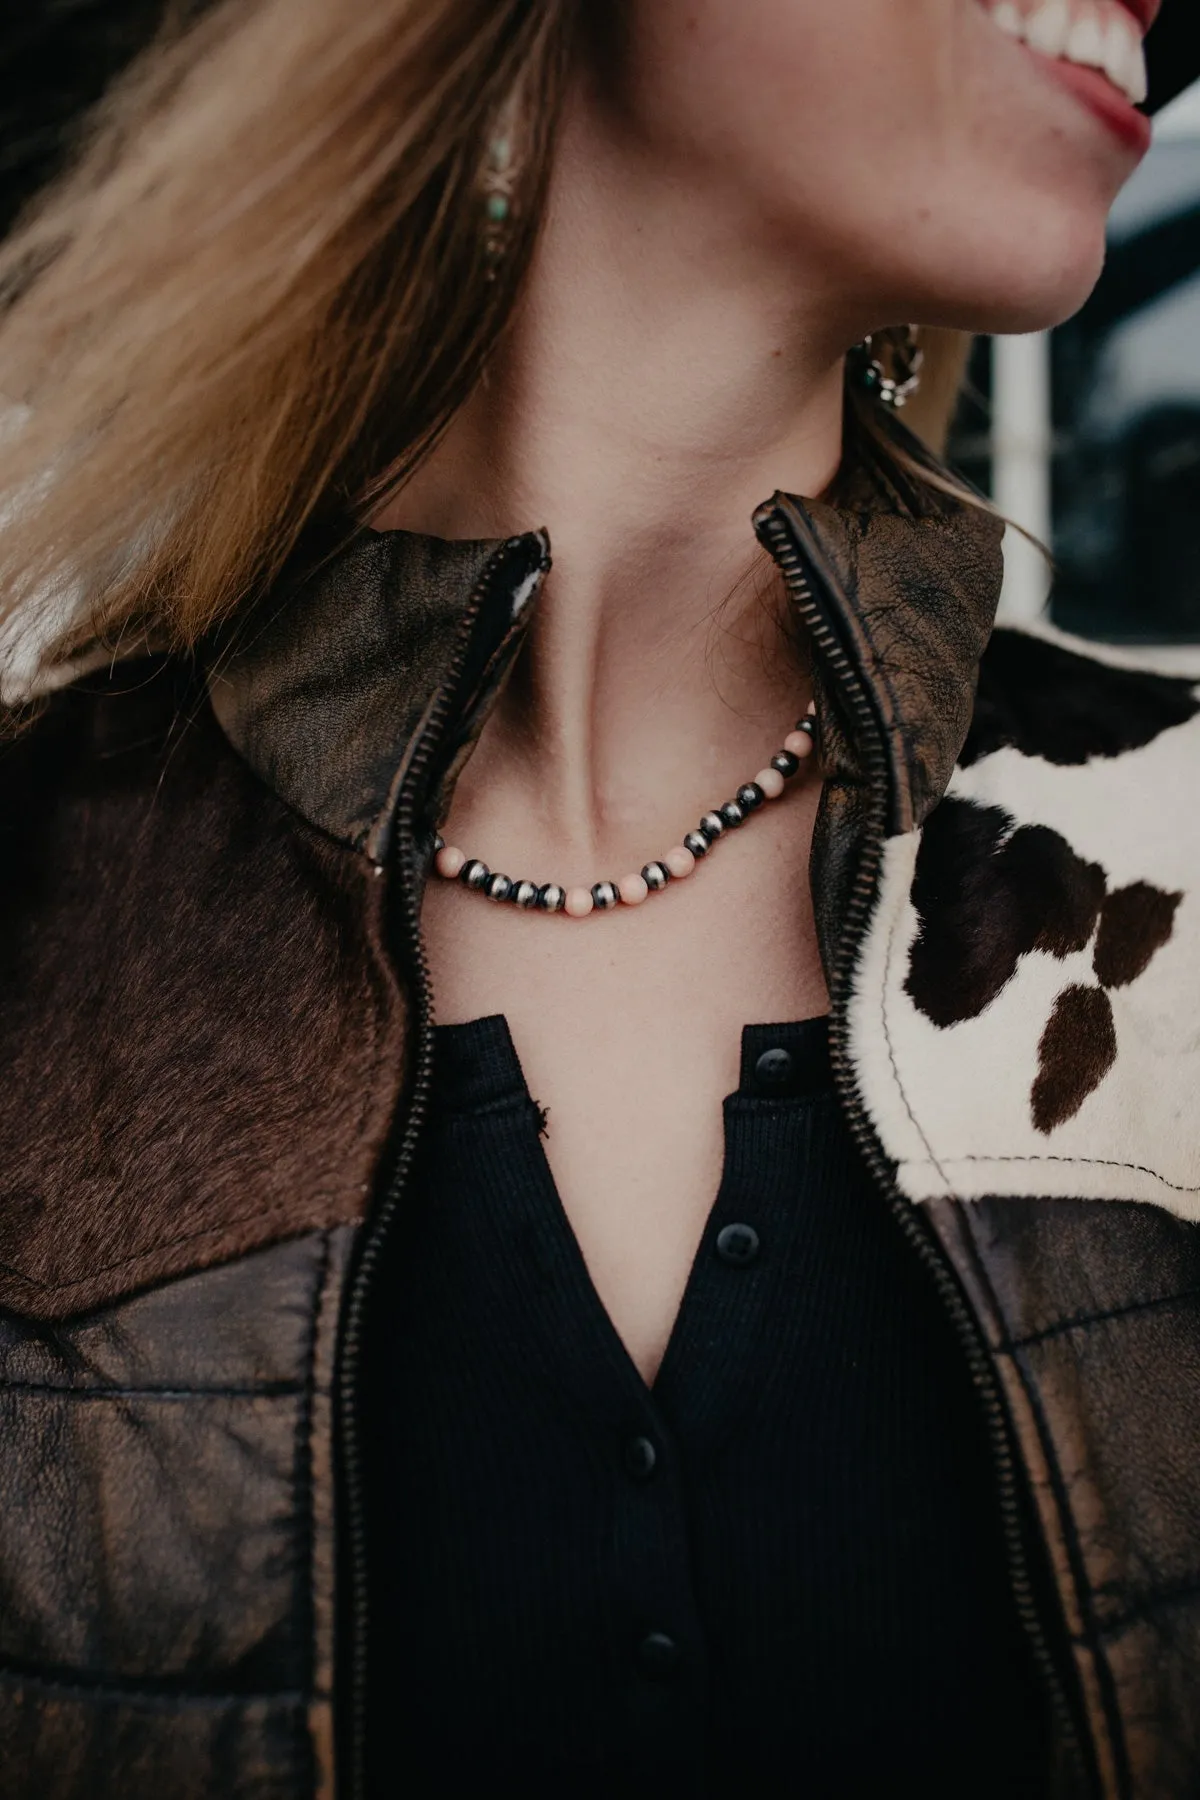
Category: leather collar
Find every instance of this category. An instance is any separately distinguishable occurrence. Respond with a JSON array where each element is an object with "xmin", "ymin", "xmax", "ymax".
[
  {"xmin": 207, "ymin": 447, "xmax": 1004, "ymax": 865},
  {"xmin": 208, "ymin": 526, "xmax": 551, "ymax": 863}
]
